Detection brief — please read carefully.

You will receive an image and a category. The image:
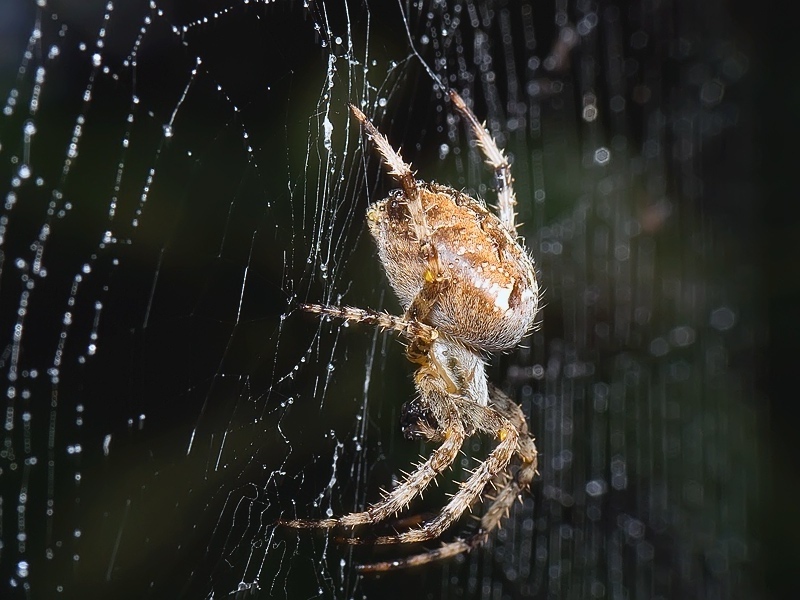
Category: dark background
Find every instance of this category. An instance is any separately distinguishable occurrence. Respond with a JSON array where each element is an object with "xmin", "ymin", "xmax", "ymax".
[{"xmin": 0, "ymin": 0, "xmax": 786, "ymax": 598}]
